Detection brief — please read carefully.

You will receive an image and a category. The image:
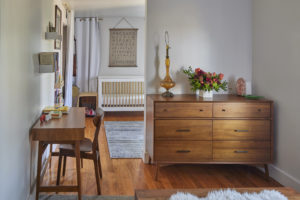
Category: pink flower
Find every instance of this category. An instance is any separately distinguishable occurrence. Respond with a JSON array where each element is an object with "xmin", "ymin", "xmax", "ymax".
[
  {"xmin": 195, "ymin": 68, "xmax": 201, "ymax": 74},
  {"xmin": 219, "ymin": 73, "xmax": 224, "ymax": 80},
  {"xmin": 212, "ymin": 72, "xmax": 216, "ymax": 77}
]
